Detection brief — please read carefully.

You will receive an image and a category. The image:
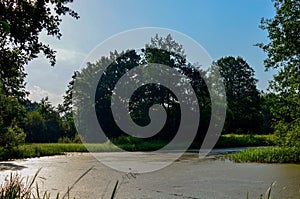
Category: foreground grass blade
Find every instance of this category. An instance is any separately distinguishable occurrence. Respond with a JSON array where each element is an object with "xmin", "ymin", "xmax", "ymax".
[
  {"xmin": 110, "ymin": 180, "xmax": 119, "ymax": 199},
  {"xmin": 62, "ymin": 166, "xmax": 94, "ymax": 199}
]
